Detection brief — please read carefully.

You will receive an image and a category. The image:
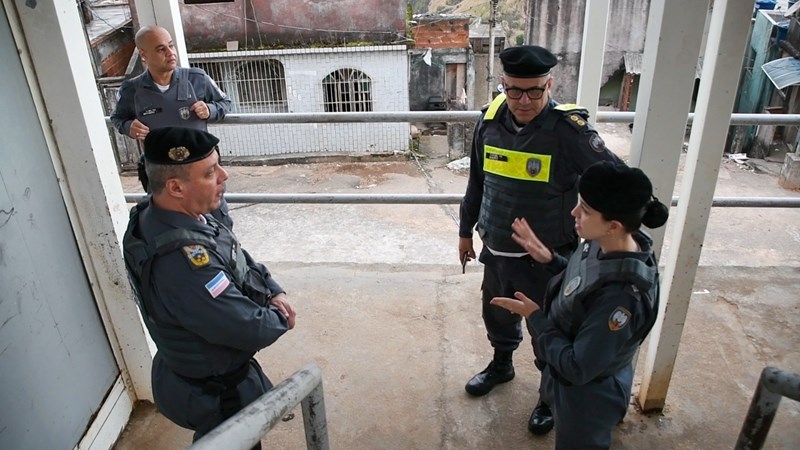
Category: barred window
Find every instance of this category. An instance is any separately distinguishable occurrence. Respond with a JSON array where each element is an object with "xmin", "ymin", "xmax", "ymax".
[
  {"xmin": 323, "ymin": 68, "xmax": 373, "ymax": 112},
  {"xmin": 190, "ymin": 59, "xmax": 288, "ymax": 113},
  {"xmin": 235, "ymin": 60, "xmax": 288, "ymax": 113}
]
